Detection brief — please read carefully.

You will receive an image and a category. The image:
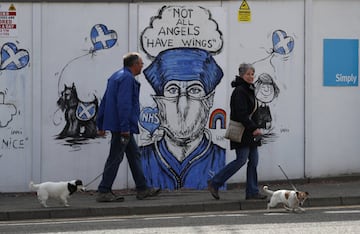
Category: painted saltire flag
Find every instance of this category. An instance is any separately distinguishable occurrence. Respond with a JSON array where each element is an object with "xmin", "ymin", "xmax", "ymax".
[{"xmin": 323, "ymin": 39, "xmax": 358, "ymax": 86}]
